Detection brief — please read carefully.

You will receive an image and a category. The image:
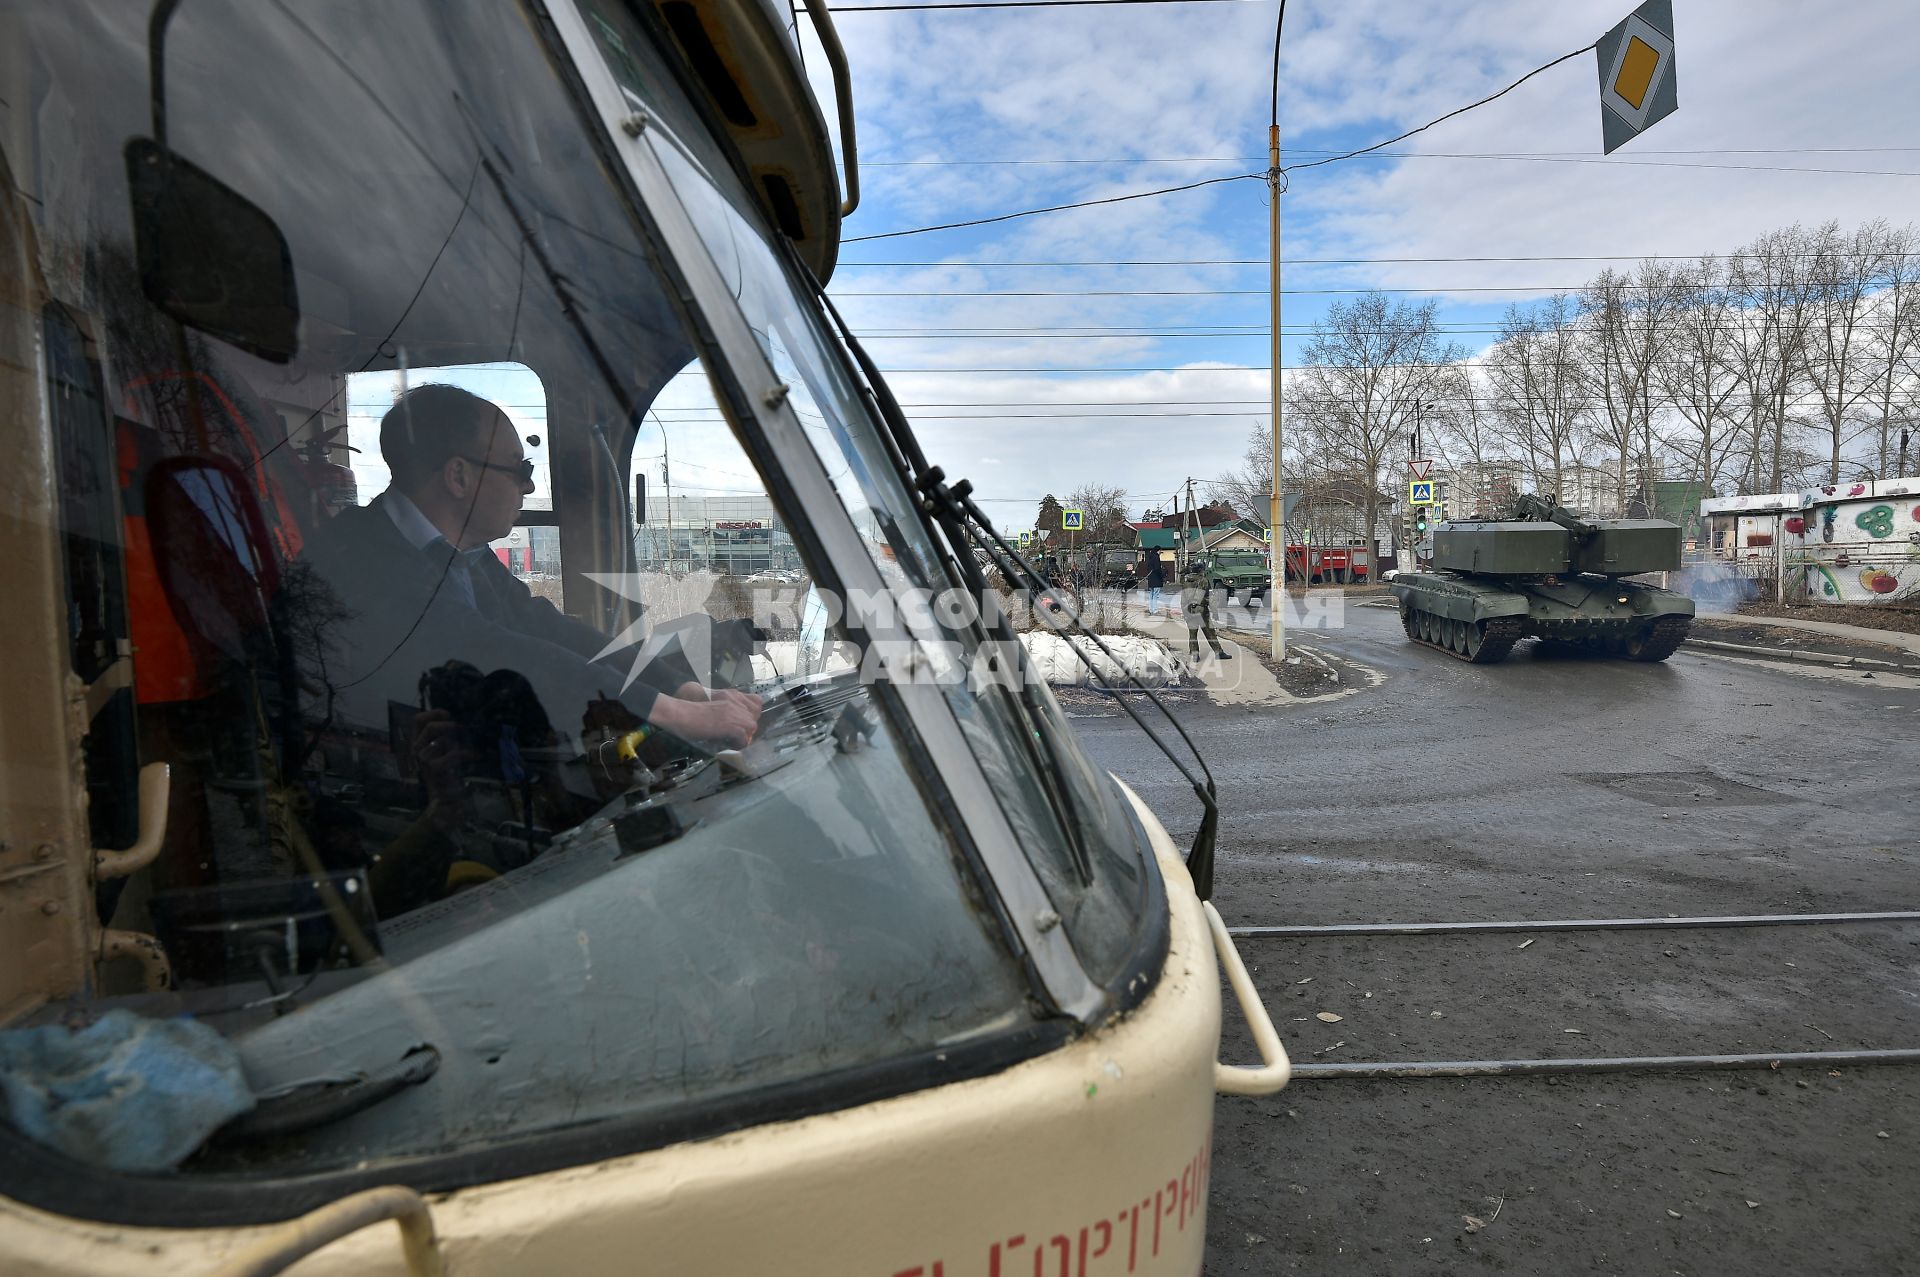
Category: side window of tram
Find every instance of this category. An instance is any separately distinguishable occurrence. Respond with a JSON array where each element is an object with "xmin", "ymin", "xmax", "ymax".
[
  {"xmin": 345, "ymin": 364, "xmax": 560, "ymax": 606},
  {"xmin": 630, "ymin": 359, "xmax": 815, "ymax": 665}
]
